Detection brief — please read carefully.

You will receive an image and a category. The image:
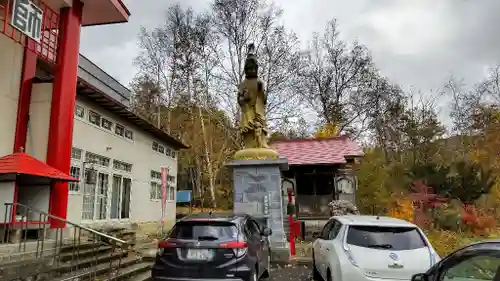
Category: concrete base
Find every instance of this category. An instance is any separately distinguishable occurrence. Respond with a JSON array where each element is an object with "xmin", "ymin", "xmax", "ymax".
[
  {"xmin": 227, "ymin": 158, "xmax": 291, "ymax": 264},
  {"xmin": 270, "ymin": 245, "xmax": 291, "ymax": 263}
]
